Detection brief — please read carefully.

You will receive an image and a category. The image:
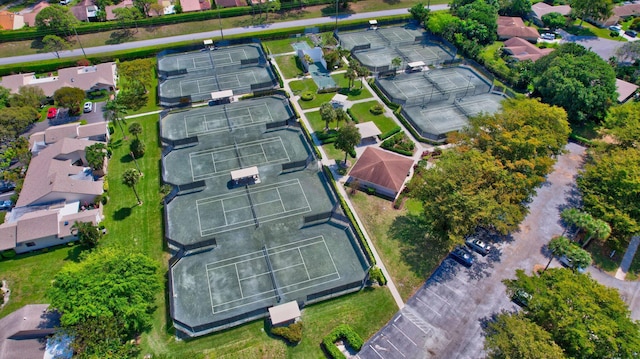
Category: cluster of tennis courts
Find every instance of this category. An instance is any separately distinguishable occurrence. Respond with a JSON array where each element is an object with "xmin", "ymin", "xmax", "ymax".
[
  {"xmin": 338, "ymin": 26, "xmax": 424, "ymax": 51},
  {"xmin": 162, "ymin": 96, "xmax": 370, "ymax": 336},
  {"xmin": 157, "ymin": 44, "xmax": 276, "ymax": 107}
]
